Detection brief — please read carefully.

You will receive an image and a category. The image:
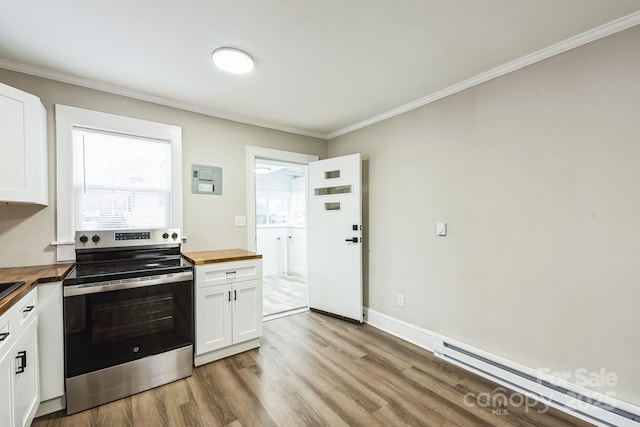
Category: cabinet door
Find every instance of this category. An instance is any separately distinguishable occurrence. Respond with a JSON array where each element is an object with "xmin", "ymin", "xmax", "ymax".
[
  {"xmin": 0, "ymin": 350, "xmax": 15, "ymax": 427},
  {"xmin": 0, "ymin": 82, "xmax": 48, "ymax": 205},
  {"xmin": 232, "ymin": 279, "xmax": 263, "ymax": 344},
  {"xmin": 37, "ymin": 282, "xmax": 64, "ymax": 401},
  {"xmin": 196, "ymin": 284, "xmax": 232, "ymax": 355},
  {"xmin": 13, "ymin": 318, "xmax": 39, "ymax": 427}
]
